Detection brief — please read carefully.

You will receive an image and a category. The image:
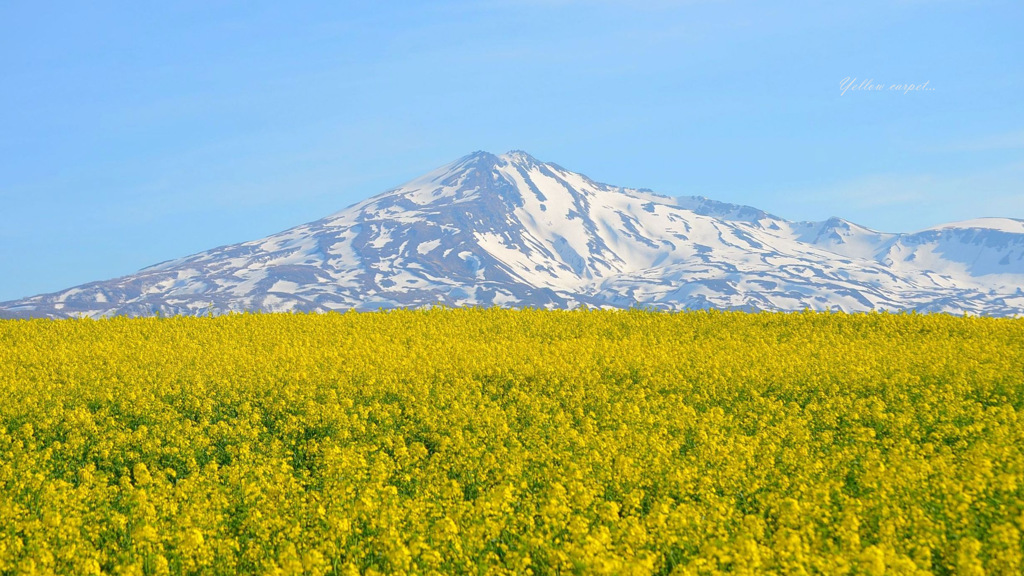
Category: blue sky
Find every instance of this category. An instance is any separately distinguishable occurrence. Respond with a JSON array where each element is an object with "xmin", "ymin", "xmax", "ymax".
[{"xmin": 1, "ymin": 1, "xmax": 1021, "ymax": 301}]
